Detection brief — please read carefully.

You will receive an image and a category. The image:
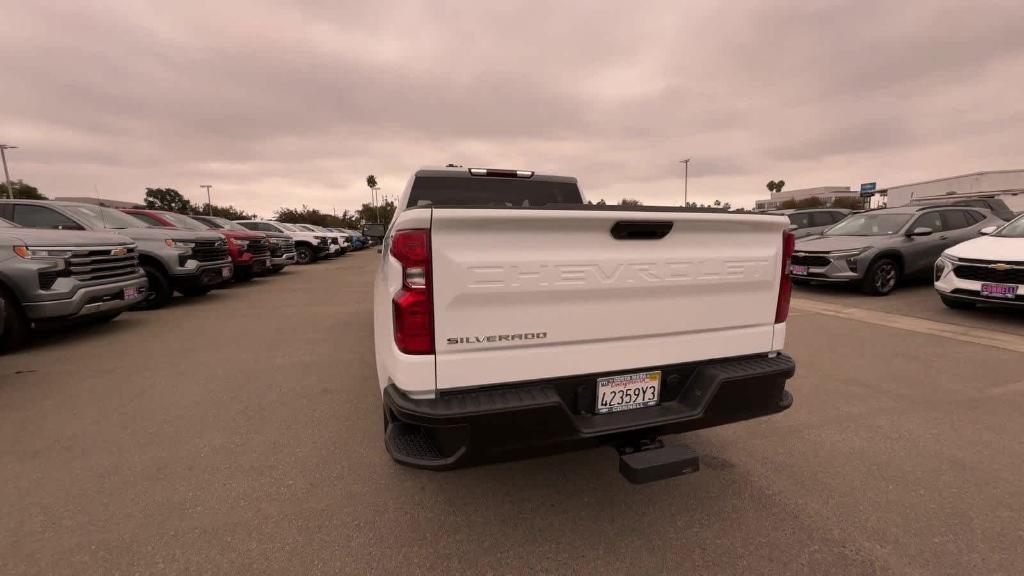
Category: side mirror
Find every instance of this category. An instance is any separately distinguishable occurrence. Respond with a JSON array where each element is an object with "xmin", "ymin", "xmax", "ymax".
[
  {"xmin": 979, "ymin": 226, "xmax": 997, "ymax": 235},
  {"xmin": 907, "ymin": 227, "xmax": 934, "ymax": 237},
  {"xmin": 786, "ymin": 224, "xmax": 799, "ymax": 231}
]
